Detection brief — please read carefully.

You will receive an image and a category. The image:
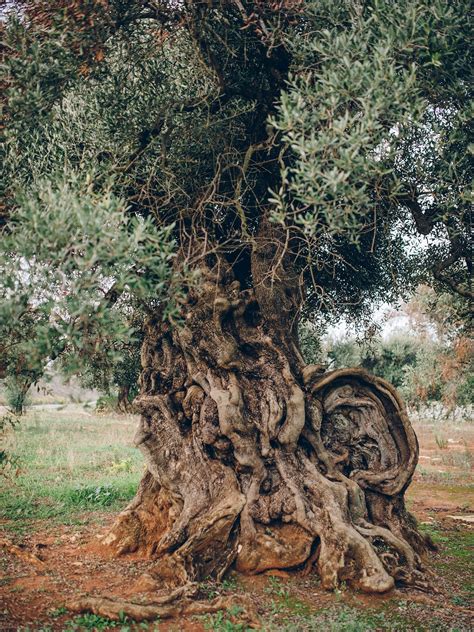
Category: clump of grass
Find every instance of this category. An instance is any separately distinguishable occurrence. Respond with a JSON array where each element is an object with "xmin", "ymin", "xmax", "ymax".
[
  {"xmin": 108, "ymin": 457, "xmax": 134, "ymax": 474},
  {"xmin": 0, "ymin": 412, "xmax": 21, "ymax": 475},
  {"xmin": 267, "ymin": 604, "xmax": 413, "ymax": 631},
  {"xmin": 440, "ymin": 449, "xmax": 473, "ymax": 469},
  {"xmin": 49, "ymin": 606, "xmax": 68, "ymax": 617},
  {"xmin": 435, "ymin": 434, "xmax": 448, "ymax": 449},
  {"xmin": 203, "ymin": 606, "xmax": 250, "ymax": 632},
  {"xmin": 63, "ymin": 612, "xmax": 153, "ymax": 631},
  {"xmin": 64, "ymin": 484, "xmax": 124, "ymax": 507}
]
